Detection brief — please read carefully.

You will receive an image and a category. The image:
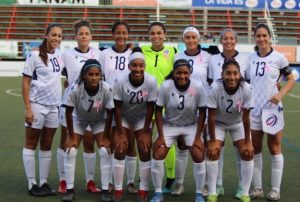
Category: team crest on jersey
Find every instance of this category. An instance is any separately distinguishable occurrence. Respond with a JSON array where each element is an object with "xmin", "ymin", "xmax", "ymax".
[
  {"xmin": 187, "ymin": 87, "xmax": 196, "ymax": 97},
  {"xmin": 139, "ymin": 88, "xmax": 149, "ymax": 98},
  {"xmin": 163, "ymin": 50, "xmax": 170, "ymax": 59},
  {"xmin": 94, "ymin": 100, "xmax": 103, "ymax": 112},
  {"xmin": 236, "ymin": 99, "xmax": 242, "ymax": 112}
]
